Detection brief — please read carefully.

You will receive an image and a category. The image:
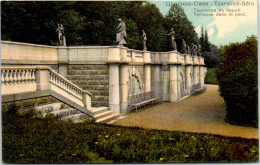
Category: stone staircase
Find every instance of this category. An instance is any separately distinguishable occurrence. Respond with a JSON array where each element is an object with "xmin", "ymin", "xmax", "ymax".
[{"xmin": 19, "ymin": 102, "xmax": 120, "ymax": 123}]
